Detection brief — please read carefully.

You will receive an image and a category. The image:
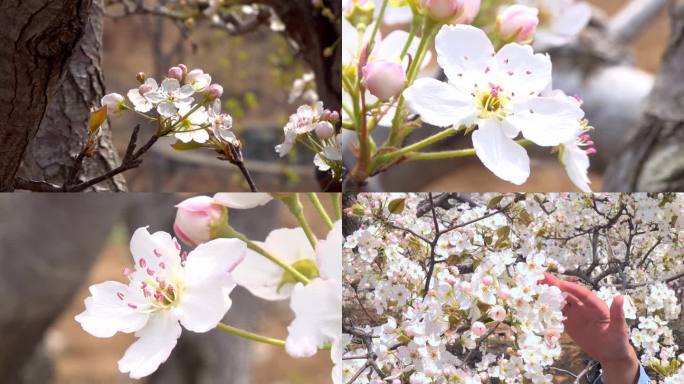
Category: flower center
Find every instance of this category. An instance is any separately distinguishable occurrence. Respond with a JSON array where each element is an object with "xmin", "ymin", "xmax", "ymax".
[{"xmin": 475, "ymin": 83, "xmax": 508, "ymax": 120}]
